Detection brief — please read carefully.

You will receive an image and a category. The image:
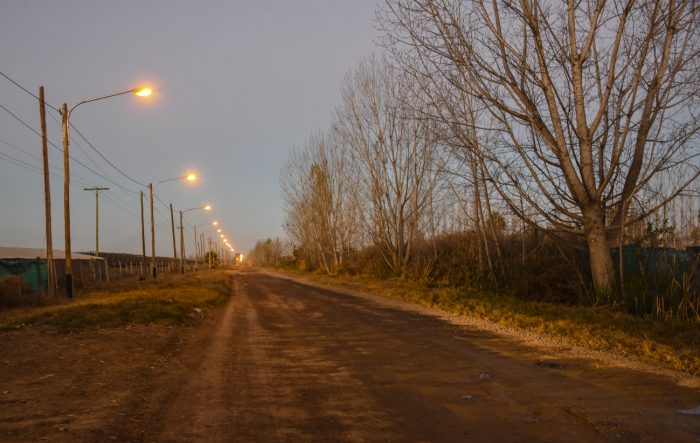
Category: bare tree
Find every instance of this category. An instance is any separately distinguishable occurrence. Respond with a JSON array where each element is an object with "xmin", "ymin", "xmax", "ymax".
[
  {"xmin": 333, "ymin": 56, "xmax": 440, "ymax": 276},
  {"xmin": 281, "ymin": 132, "xmax": 361, "ymax": 272},
  {"xmin": 380, "ymin": 0, "xmax": 700, "ymax": 293}
]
